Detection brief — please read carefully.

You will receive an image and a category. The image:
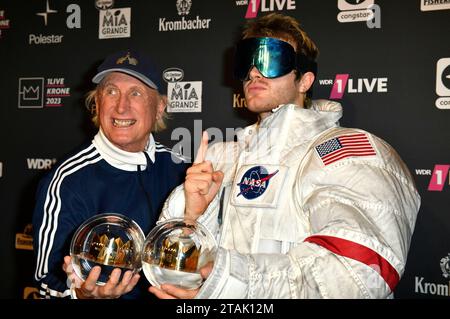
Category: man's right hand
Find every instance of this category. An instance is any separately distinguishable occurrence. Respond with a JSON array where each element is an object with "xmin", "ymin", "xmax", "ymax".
[
  {"xmin": 63, "ymin": 256, "xmax": 140, "ymax": 299},
  {"xmin": 184, "ymin": 131, "xmax": 224, "ymax": 221}
]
